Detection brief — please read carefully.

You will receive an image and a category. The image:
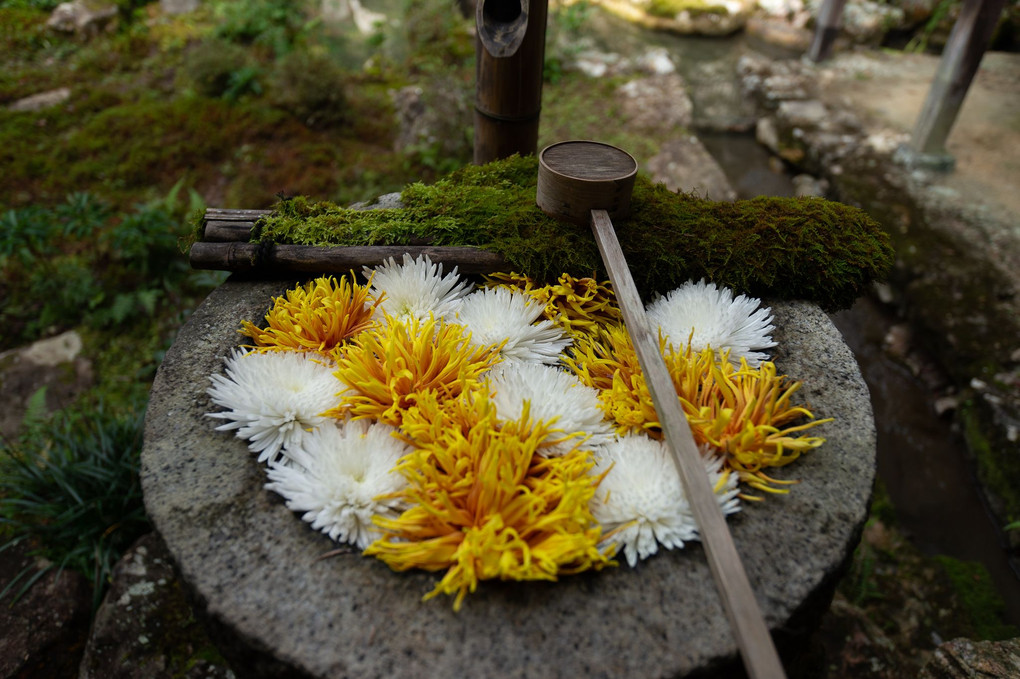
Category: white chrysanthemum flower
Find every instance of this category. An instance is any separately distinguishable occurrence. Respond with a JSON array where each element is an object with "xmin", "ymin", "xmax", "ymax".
[
  {"xmin": 364, "ymin": 253, "xmax": 472, "ymax": 323},
  {"xmin": 453, "ymin": 287, "xmax": 571, "ymax": 364},
  {"xmin": 265, "ymin": 419, "xmax": 410, "ymax": 550},
  {"xmin": 645, "ymin": 279, "xmax": 776, "ymax": 367},
  {"xmin": 206, "ymin": 348, "xmax": 346, "ymax": 465},
  {"xmin": 487, "ymin": 362, "xmax": 614, "ymax": 456},
  {"xmin": 591, "ymin": 435, "xmax": 740, "ymax": 567}
]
